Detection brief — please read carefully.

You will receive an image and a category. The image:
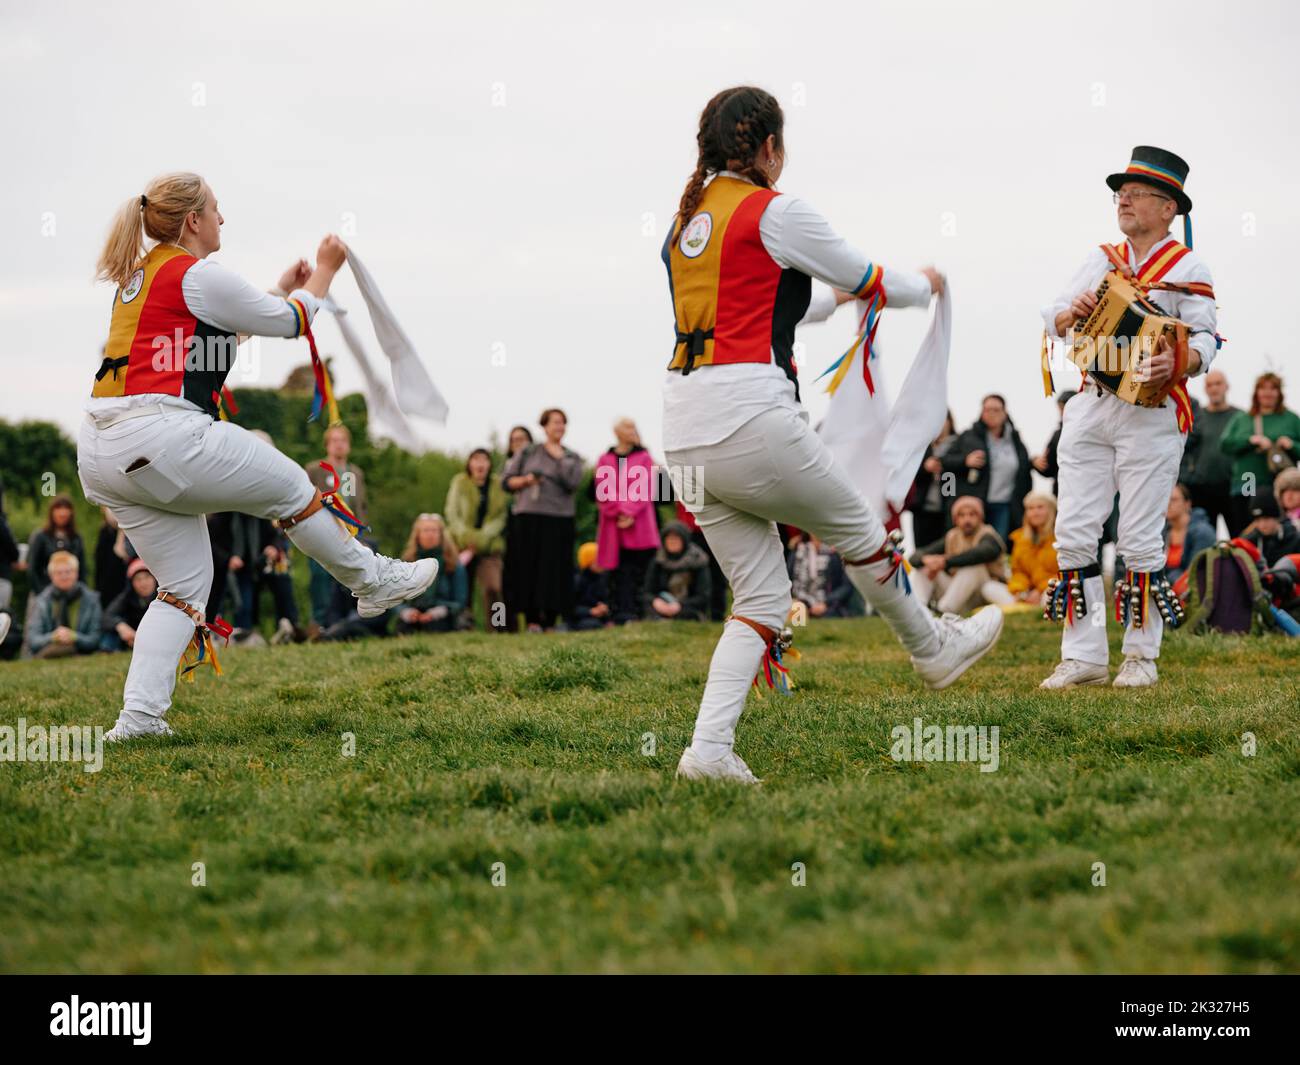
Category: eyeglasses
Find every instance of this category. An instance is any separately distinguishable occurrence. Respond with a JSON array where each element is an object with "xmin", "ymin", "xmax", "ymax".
[{"xmin": 1113, "ymin": 189, "xmax": 1173, "ymax": 205}]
